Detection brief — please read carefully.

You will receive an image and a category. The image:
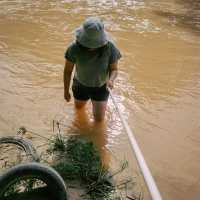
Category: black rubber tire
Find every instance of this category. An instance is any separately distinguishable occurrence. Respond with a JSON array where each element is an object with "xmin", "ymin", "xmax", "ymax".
[
  {"xmin": 0, "ymin": 162, "xmax": 68, "ymax": 200},
  {"xmin": 0, "ymin": 136, "xmax": 39, "ymax": 162}
]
